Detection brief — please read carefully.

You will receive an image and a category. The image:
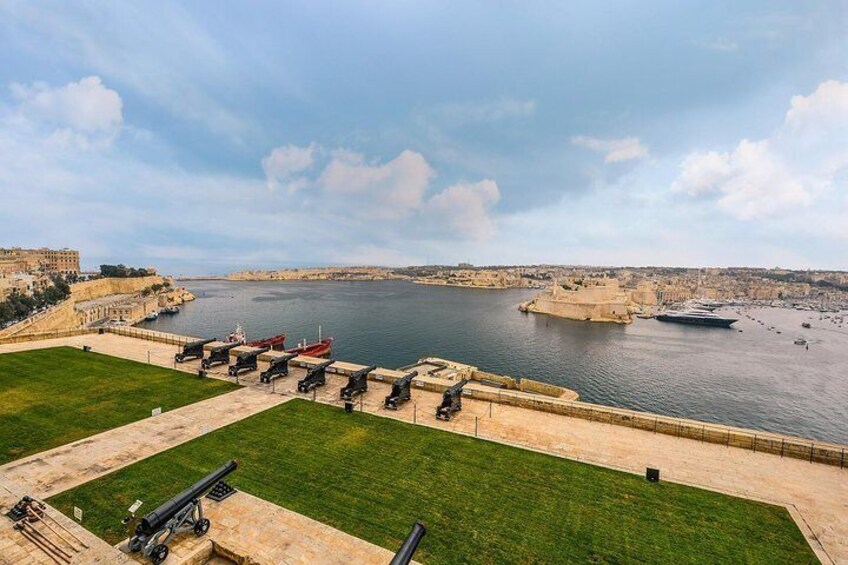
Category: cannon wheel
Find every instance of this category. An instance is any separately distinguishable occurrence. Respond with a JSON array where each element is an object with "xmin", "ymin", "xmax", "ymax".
[
  {"xmin": 151, "ymin": 544, "xmax": 169, "ymax": 565},
  {"xmin": 194, "ymin": 518, "xmax": 211, "ymax": 537}
]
